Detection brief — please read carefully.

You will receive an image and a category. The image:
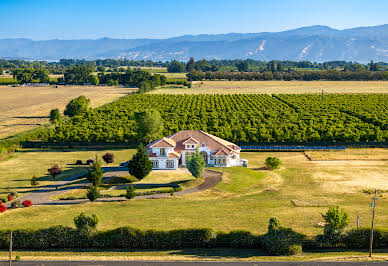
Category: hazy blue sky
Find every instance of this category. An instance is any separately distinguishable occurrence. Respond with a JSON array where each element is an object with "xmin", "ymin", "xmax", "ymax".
[{"xmin": 1, "ymin": 0, "xmax": 387, "ymax": 40}]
